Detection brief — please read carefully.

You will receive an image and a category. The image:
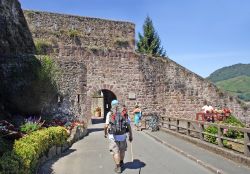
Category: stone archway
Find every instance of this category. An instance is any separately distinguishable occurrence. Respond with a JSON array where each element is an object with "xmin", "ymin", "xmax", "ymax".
[
  {"xmin": 87, "ymin": 84, "xmax": 122, "ymax": 123},
  {"xmin": 101, "ymin": 89, "xmax": 117, "ymax": 120}
]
